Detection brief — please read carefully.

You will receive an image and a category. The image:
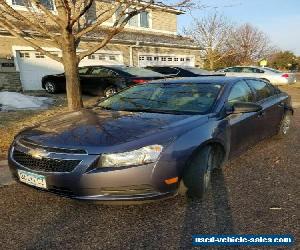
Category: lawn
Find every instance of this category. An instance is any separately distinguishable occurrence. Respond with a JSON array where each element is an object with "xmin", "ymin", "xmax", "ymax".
[{"xmin": 0, "ymin": 94, "xmax": 99, "ymax": 159}]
